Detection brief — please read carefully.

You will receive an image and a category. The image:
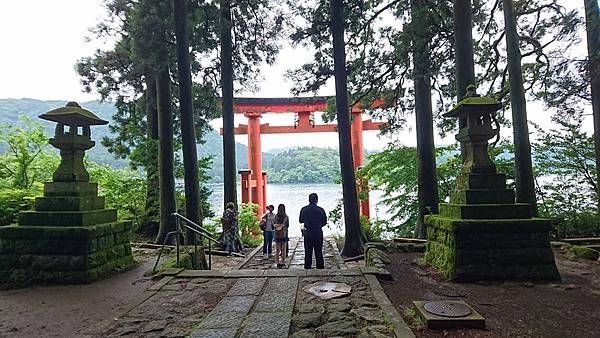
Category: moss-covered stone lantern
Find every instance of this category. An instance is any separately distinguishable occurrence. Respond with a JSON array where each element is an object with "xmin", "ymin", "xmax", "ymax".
[
  {"xmin": 40, "ymin": 101, "xmax": 108, "ymax": 182},
  {"xmin": 0, "ymin": 102, "xmax": 134, "ymax": 287},
  {"xmin": 424, "ymin": 90, "xmax": 560, "ymax": 282},
  {"xmin": 444, "ymin": 95, "xmax": 501, "ymax": 175}
]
